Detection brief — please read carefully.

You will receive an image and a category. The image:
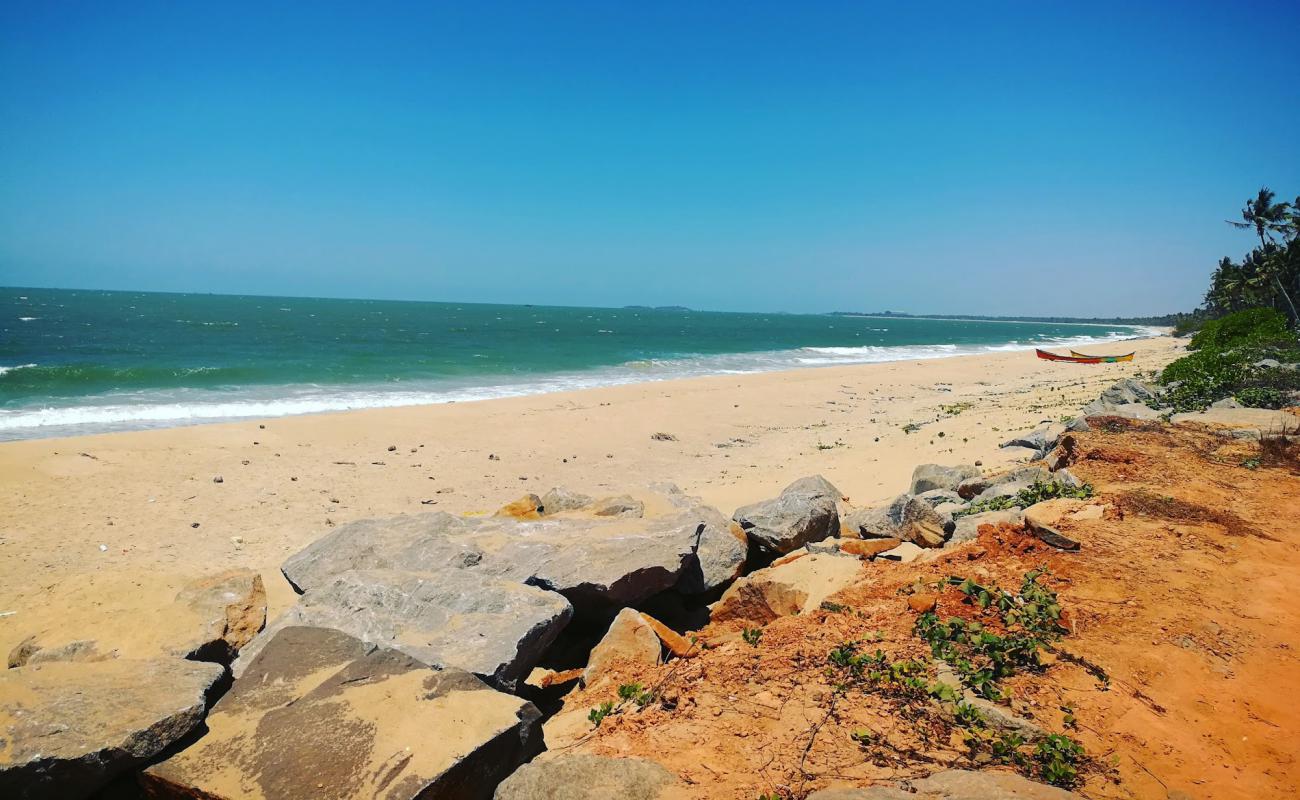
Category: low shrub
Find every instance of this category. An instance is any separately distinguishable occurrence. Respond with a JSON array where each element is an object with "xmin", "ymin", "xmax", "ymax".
[{"xmin": 1188, "ymin": 308, "xmax": 1292, "ymax": 351}]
